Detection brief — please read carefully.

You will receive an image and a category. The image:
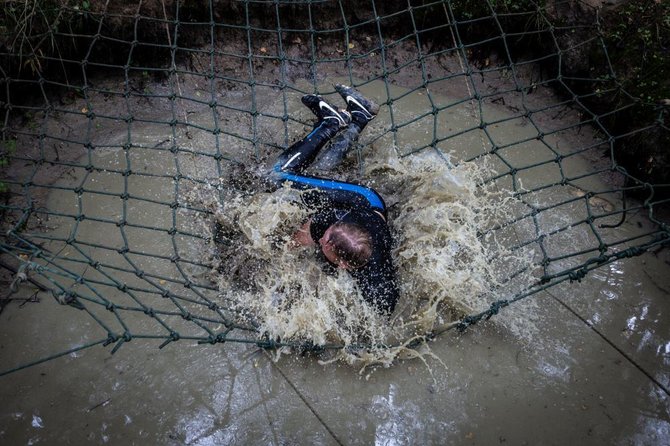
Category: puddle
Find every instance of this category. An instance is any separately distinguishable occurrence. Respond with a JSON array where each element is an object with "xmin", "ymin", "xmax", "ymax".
[
  {"xmin": 1, "ymin": 69, "xmax": 668, "ymax": 443},
  {"xmin": 1, "ymin": 73, "xmax": 644, "ymax": 367}
]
